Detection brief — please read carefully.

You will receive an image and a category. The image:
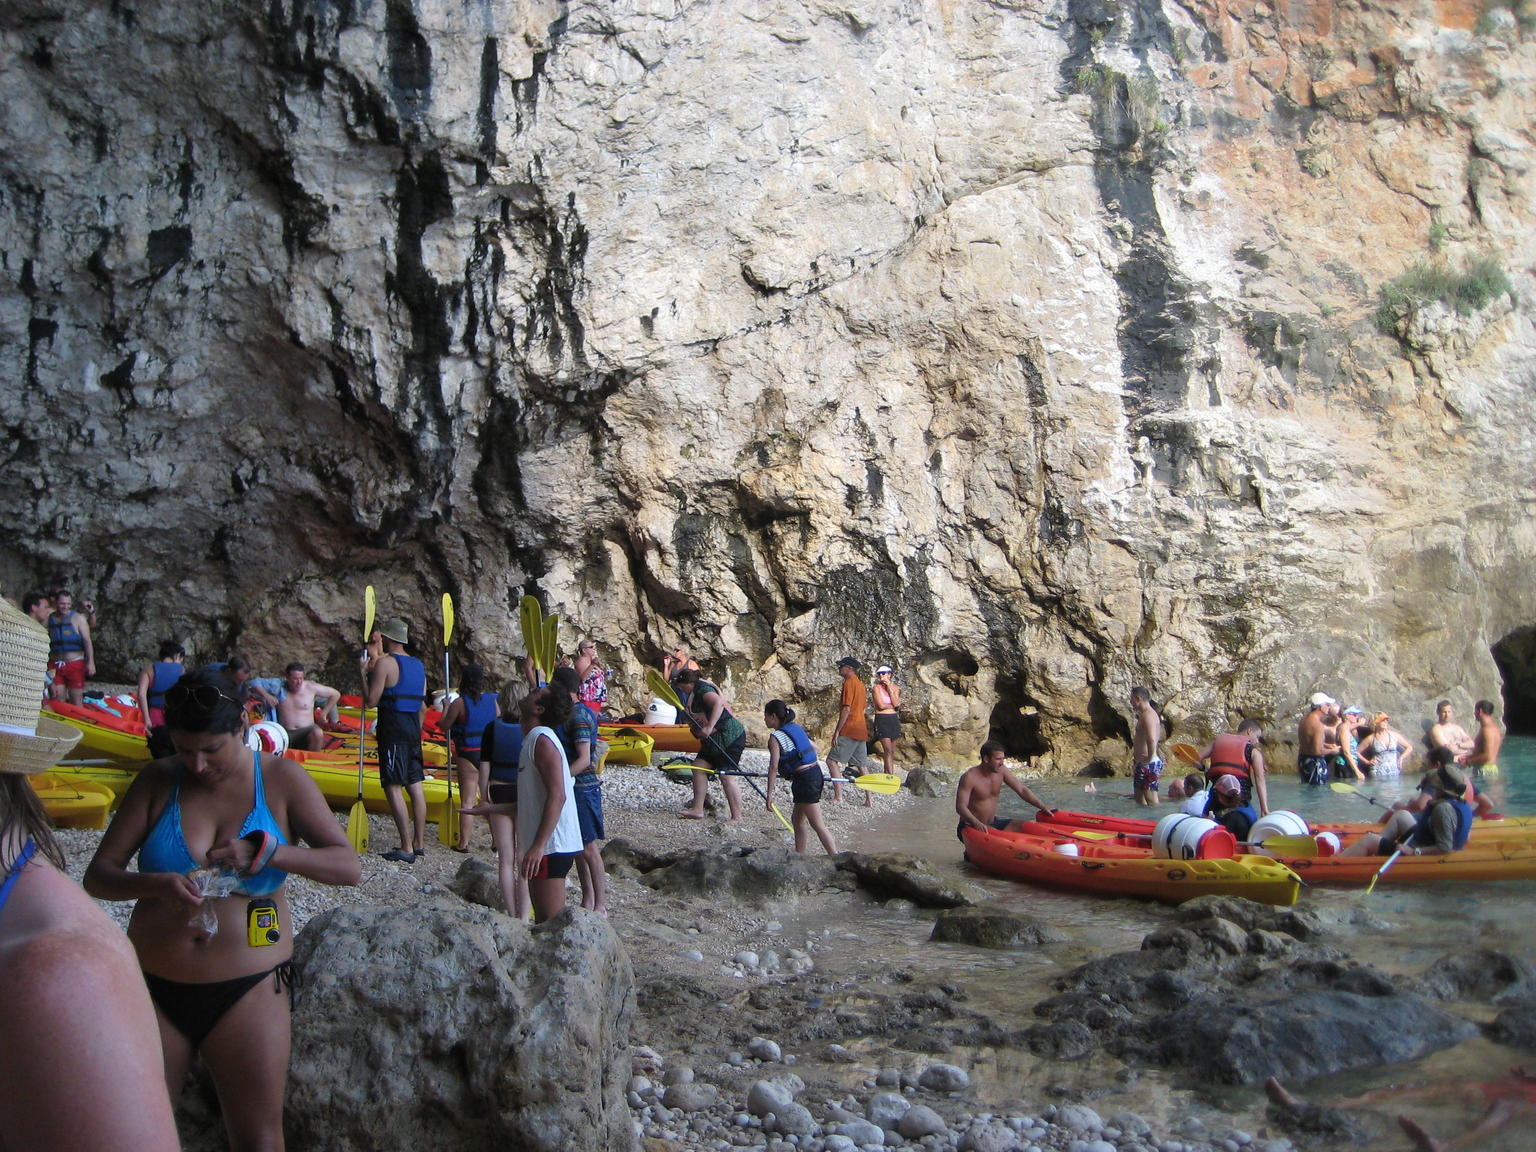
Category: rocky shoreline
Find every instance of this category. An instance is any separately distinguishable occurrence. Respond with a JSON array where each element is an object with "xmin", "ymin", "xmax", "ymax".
[{"xmin": 52, "ymin": 756, "xmax": 1536, "ymax": 1151}]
